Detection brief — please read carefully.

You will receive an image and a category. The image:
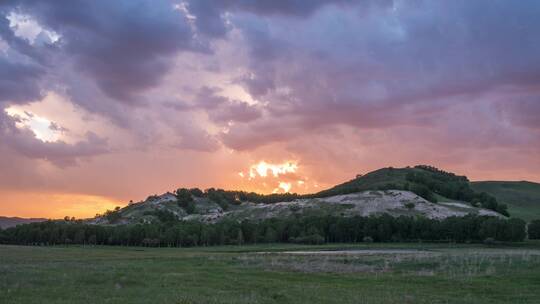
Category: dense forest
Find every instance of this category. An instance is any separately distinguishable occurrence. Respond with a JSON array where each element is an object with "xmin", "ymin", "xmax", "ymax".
[{"xmin": 0, "ymin": 215, "xmax": 529, "ymax": 247}]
